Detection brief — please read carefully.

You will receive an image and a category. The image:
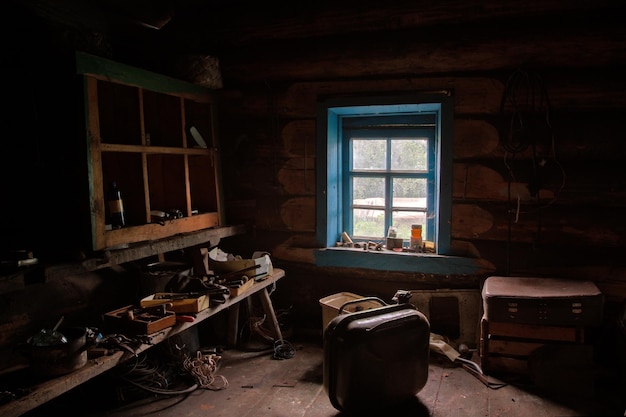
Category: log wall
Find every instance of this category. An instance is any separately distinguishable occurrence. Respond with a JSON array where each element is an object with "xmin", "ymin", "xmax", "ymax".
[
  {"xmin": 2, "ymin": 0, "xmax": 625, "ymax": 340},
  {"xmin": 214, "ymin": 4, "xmax": 626, "ymax": 326}
]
